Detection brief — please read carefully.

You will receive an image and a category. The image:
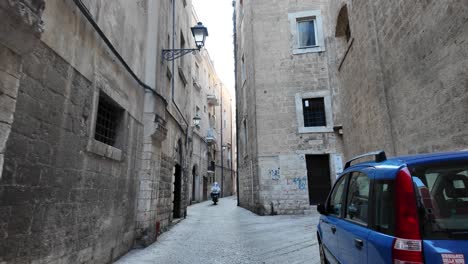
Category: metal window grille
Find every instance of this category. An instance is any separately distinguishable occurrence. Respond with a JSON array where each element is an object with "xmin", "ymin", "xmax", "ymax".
[
  {"xmin": 303, "ymin": 98, "xmax": 326, "ymax": 127},
  {"xmin": 94, "ymin": 93, "xmax": 123, "ymax": 146}
]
